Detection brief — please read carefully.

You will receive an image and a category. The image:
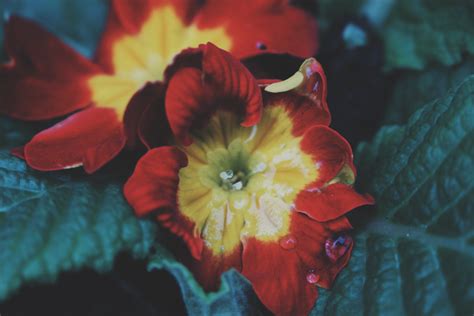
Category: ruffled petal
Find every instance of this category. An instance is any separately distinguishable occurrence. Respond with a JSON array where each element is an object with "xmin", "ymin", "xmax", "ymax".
[
  {"xmin": 242, "ymin": 212, "xmax": 354, "ymax": 316},
  {"xmin": 165, "ymin": 43, "xmax": 262, "ymax": 145},
  {"xmin": 300, "ymin": 125, "xmax": 354, "ymax": 186},
  {"xmin": 124, "ymin": 146, "xmax": 203, "ymax": 259},
  {"xmin": 165, "ymin": 67, "xmax": 211, "ymax": 145},
  {"xmin": 0, "ymin": 16, "xmax": 100, "ymax": 120},
  {"xmin": 124, "ymin": 146, "xmax": 187, "ymax": 215},
  {"xmin": 295, "ymin": 183, "xmax": 375, "ymax": 222},
  {"xmin": 123, "ymin": 82, "xmax": 163, "ymax": 148},
  {"xmin": 22, "ymin": 107, "xmax": 125, "ymax": 173},
  {"xmin": 202, "ymin": 43, "xmax": 262, "ymax": 127}
]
